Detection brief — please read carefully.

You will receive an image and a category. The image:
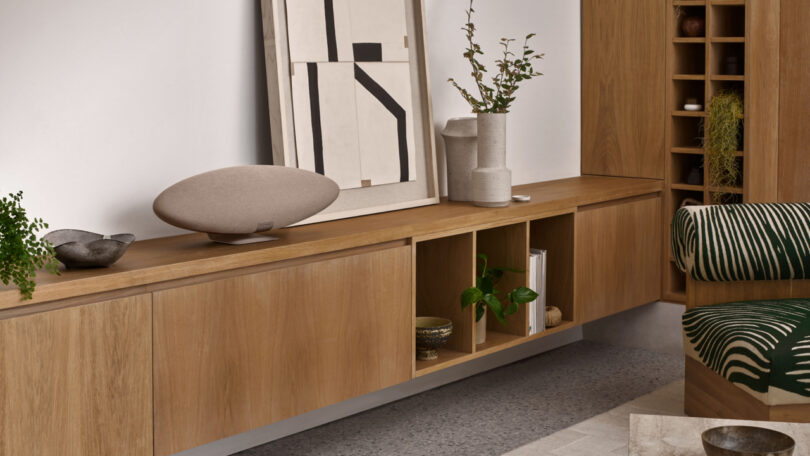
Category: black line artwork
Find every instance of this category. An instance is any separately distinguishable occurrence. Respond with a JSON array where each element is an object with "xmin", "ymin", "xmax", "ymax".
[
  {"xmin": 307, "ymin": 63, "xmax": 325, "ymax": 175},
  {"xmin": 352, "ymin": 43, "xmax": 383, "ymax": 62},
  {"xmin": 354, "ymin": 64, "xmax": 409, "ymax": 182},
  {"xmin": 324, "ymin": 0, "xmax": 338, "ymax": 62}
]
